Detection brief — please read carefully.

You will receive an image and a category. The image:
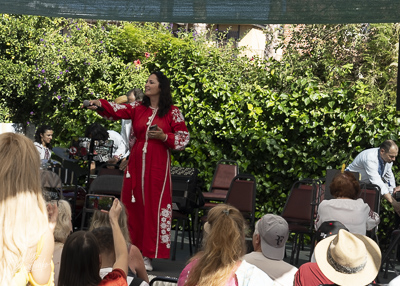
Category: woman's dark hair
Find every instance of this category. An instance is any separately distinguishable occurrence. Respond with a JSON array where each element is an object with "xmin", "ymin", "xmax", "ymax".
[
  {"xmin": 85, "ymin": 123, "xmax": 109, "ymax": 141},
  {"xmin": 34, "ymin": 125, "xmax": 53, "ymax": 149},
  {"xmin": 58, "ymin": 231, "xmax": 102, "ymax": 286},
  {"xmin": 330, "ymin": 171, "xmax": 360, "ymax": 199},
  {"xmin": 92, "ymin": 227, "xmax": 114, "ymax": 256},
  {"xmin": 142, "ymin": 71, "xmax": 173, "ymax": 118}
]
